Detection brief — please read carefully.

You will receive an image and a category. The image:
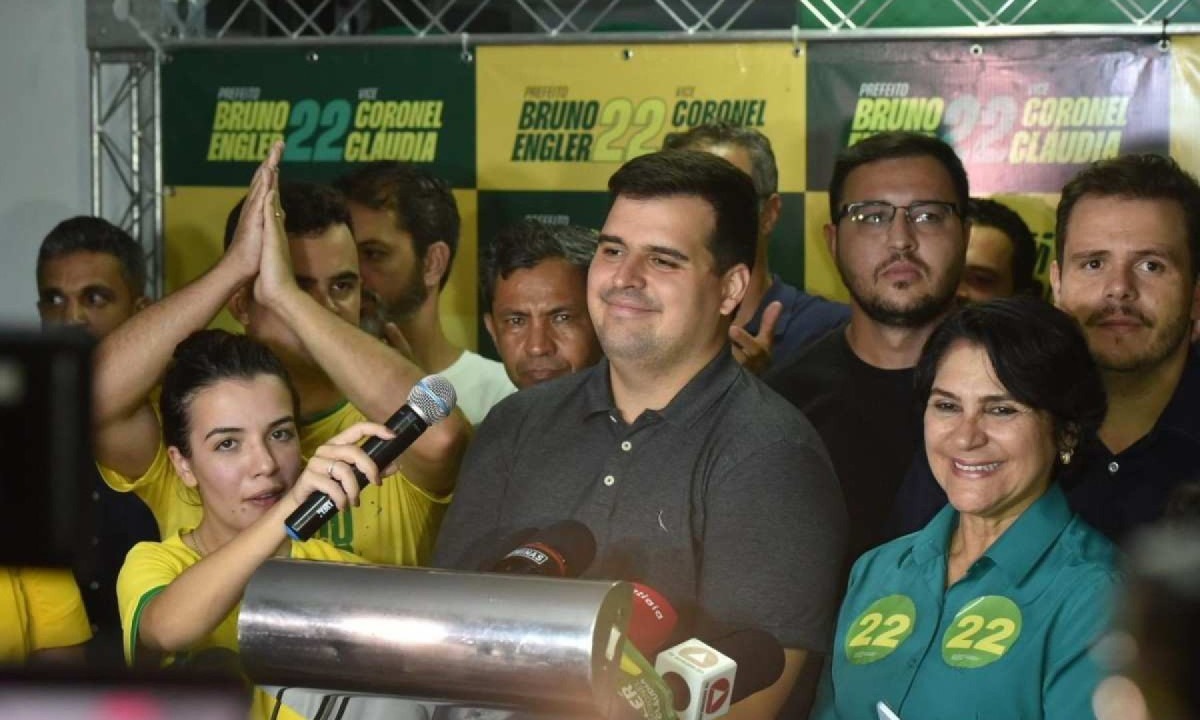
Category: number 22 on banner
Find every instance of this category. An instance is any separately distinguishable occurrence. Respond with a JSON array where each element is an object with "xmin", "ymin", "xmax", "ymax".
[
  {"xmin": 283, "ymin": 99, "xmax": 352, "ymax": 162},
  {"xmin": 593, "ymin": 98, "xmax": 667, "ymax": 163},
  {"xmin": 943, "ymin": 95, "xmax": 1018, "ymax": 164}
]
